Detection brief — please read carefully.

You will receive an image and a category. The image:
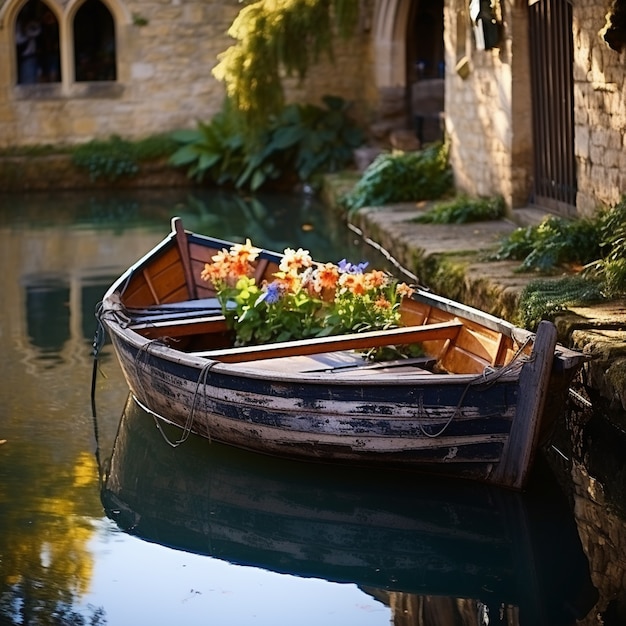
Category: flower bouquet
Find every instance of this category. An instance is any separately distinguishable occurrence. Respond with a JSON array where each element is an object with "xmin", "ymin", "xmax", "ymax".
[{"xmin": 200, "ymin": 238, "xmax": 417, "ymax": 358}]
